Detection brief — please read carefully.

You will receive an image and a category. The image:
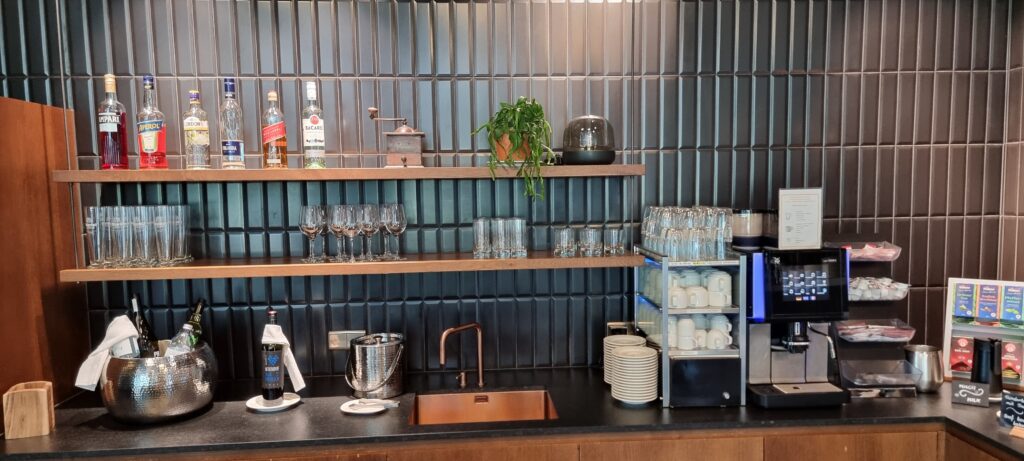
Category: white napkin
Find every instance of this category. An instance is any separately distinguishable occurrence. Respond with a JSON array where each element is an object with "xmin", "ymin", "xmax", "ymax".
[
  {"xmin": 262, "ymin": 324, "xmax": 306, "ymax": 392},
  {"xmin": 75, "ymin": 315, "xmax": 139, "ymax": 391}
]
